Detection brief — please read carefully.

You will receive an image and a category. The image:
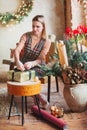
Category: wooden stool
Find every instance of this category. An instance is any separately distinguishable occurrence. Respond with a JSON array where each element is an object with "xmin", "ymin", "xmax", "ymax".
[{"xmin": 7, "ymin": 80, "xmax": 41, "ymax": 125}]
